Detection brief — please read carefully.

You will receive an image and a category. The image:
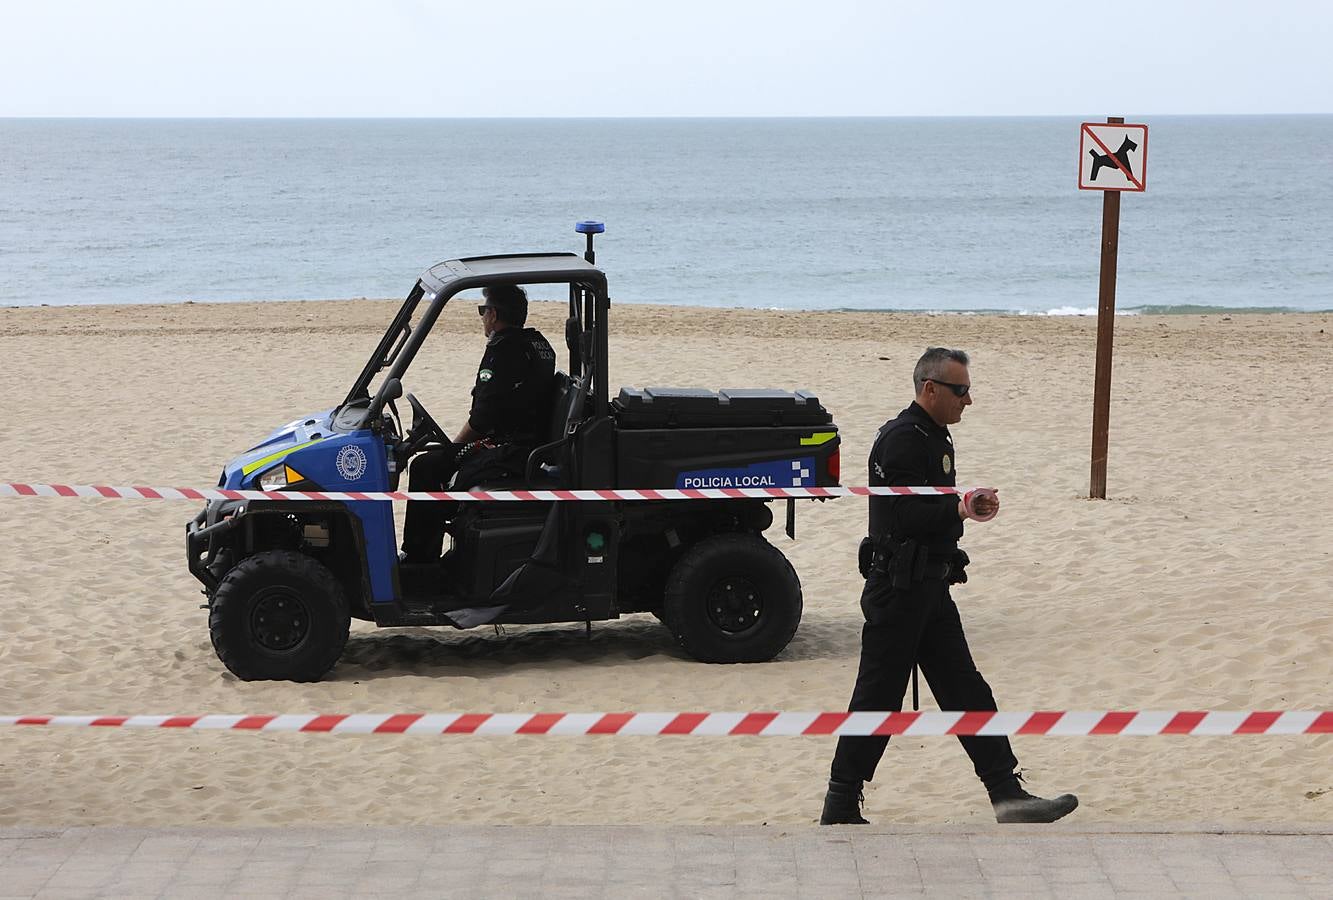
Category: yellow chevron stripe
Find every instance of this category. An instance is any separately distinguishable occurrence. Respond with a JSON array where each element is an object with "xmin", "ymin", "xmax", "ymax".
[
  {"xmin": 799, "ymin": 431, "xmax": 837, "ymax": 446},
  {"xmin": 240, "ymin": 437, "xmax": 325, "ymax": 476}
]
